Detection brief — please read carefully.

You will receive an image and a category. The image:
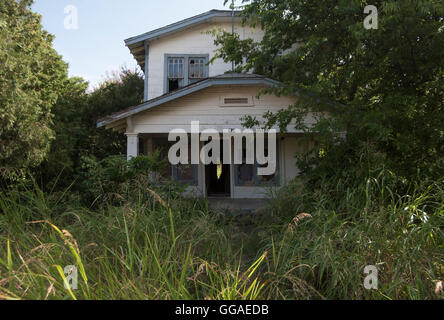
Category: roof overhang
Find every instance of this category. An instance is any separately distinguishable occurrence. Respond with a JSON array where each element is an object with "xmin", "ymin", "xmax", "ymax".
[
  {"xmin": 97, "ymin": 75, "xmax": 281, "ymax": 129},
  {"xmin": 125, "ymin": 10, "xmax": 243, "ymax": 70}
]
